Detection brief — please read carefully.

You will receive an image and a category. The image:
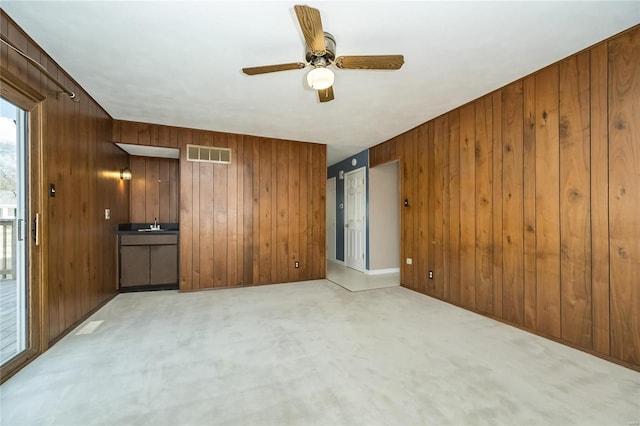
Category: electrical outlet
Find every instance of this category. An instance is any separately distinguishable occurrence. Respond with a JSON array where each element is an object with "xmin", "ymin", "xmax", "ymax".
[
  {"xmin": 294, "ymin": 261, "xmax": 300, "ymax": 269},
  {"xmin": 104, "ymin": 208, "xmax": 111, "ymax": 220},
  {"xmin": 406, "ymin": 258, "xmax": 412, "ymax": 265},
  {"xmin": 428, "ymin": 270, "xmax": 434, "ymax": 279}
]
